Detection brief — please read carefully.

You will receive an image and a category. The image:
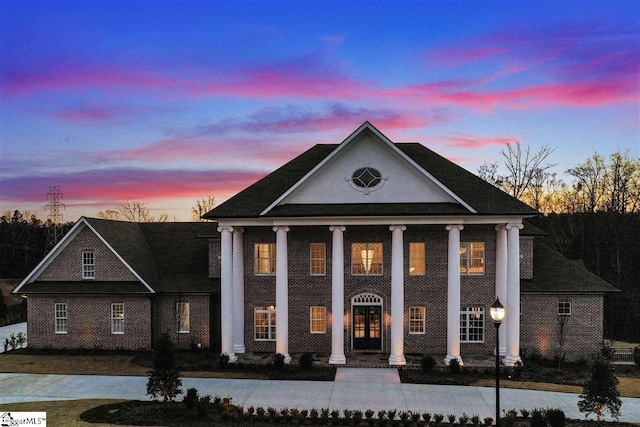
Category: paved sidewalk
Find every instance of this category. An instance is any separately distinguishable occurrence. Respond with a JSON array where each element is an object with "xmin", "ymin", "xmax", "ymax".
[{"xmin": 0, "ymin": 369, "xmax": 638, "ymax": 423}]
